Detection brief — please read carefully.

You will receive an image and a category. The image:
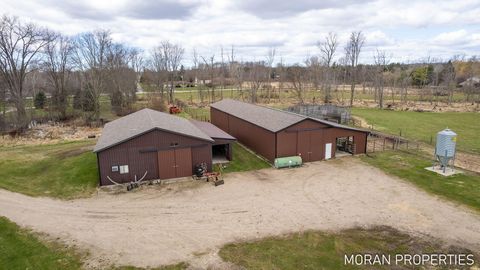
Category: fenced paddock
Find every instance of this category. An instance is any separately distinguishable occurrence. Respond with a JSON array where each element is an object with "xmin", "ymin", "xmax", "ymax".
[
  {"xmin": 367, "ymin": 131, "xmax": 420, "ymax": 153},
  {"xmin": 285, "ymin": 104, "xmax": 351, "ymax": 124}
]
